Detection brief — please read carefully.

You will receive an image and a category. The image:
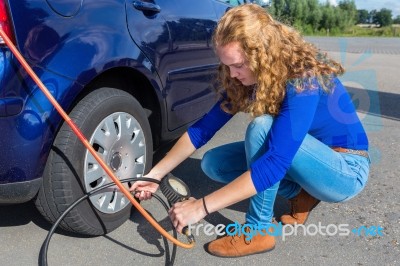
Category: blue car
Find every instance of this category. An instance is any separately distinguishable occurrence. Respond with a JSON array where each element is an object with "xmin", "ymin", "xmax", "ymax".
[{"xmin": 0, "ymin": 0, "xmax": 268, "ymax": 235}]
